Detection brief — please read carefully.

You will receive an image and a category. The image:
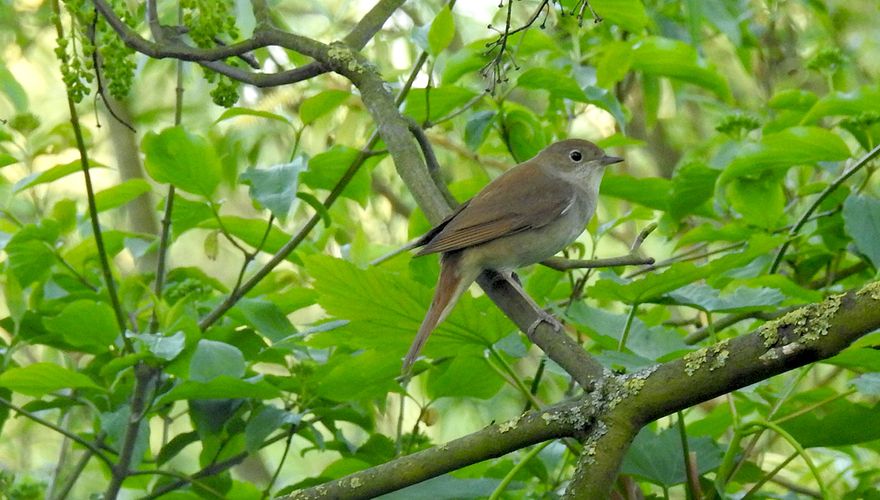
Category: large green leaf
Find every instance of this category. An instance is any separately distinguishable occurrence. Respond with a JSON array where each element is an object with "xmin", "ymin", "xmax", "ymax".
[
  {"xmin": 404, "ymin": 86, "xmax": 478, "ymax": 124},
  {"xmin": 304, "ymin": 255, "xmax": 512, "ymax": 361},
  {"xmin": 801, "ymin": 85, "xmax": 880, "ymax": 124},
  {"xmin": 601, "ymin": 175, "xmax": 672, "ymax": 211},
  {"xmin": 13, "ymin": 160, "xmax": 105, "ymax": 193},
  {"xmin": 4, "ymin": 223, "xmax": 59, "ymax": 287},
  {"xmin": 668, "ymin": 163, "xmax": 719, "ymax": 220},
  {"xmin": 94, "ymin": 179, "xmax": 152, "ymax": 213},
  {"xmin": 517, "ymin": 68, "xmax": 588, "ymax": 102},
  {"xmin": 43, "ymin": 300, "xmax": 119, "ymax": 352},
  {"xmin": 591, "ymin": 0, "xmax": 649, "ymax": 32},
  {"xmin": 0, "ymin": 62, "xmax": 28, "ymax": 111},
  {"xmin": 300, "ymin": 145, "xmax": 381, "ymax": 206},
  {"xmin": 158, "ymin": 376, "xmax": 281, "ymax": 402},
  {"xmin": 780, "ymin": 398, "xmax": 880, "ymax": 448},
  {"xmin": 239, "ymin": 158, "xmax": 306, "ymax": 220},
  {"xmin": 622, "ymin": 426, "xmax": 724, "ymax": 486},
  {"xmin": 630, "ymin": 37, "xmax": 731, "ymax": 101},
  {"xmin": 428, "ymin": 6, "xmax": 455, "ymax": 56},
  {"xmin": 843, "ymin": 194, "xmax": 880, "ymax": 268},
  {"xmin": 667, "ymin": 284, "xmax": 785, "ymax": 313},
  {"xmin": 0, "ymin": 363, "xmax": 102, "ymax": 397},
  {"xmin": 314, "ymin": 350, "xmax": 401, "ymax": 401},
  {"xmin": 142, "ymin": 126, "xmax": 221, "ymax": 198},
  {"xmin": 427, "ymin": 356, "xmax": 504, "ymax": 400},
  {"xmin": 190, "ymin": 340, "xmax": 245, "ymax": 382},
  {"xmin": 717, "ymin": 127, "xmax": 850, "ymax": 187},
  {"xmin": 725, "ymin": 172, "xmax": 785, "ymax": 229},
  {"xmin": 230, "ymin": 298, "xmax": 296, "ymax": 343},
  {"xmin": 169, "ymin": 194, "xmax": 213, "ymax": 239},
  {"xmin": 299, "ymin": 90, "xmax": 351, "ymax": 125}
]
